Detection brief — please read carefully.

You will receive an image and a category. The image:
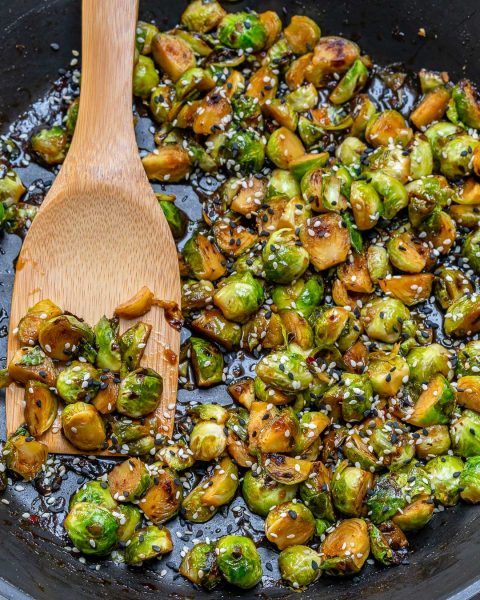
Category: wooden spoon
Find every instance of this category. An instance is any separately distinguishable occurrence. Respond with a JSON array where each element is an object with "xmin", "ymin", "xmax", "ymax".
[{"xmin": 6, "ymin": 0, "xmax": 181, "ymax": 452}]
